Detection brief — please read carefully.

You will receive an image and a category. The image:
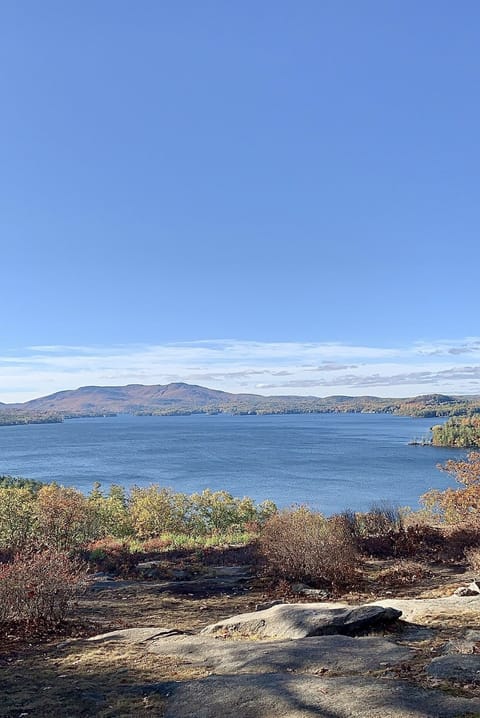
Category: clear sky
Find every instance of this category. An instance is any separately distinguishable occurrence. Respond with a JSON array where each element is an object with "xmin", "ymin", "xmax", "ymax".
[{"xmin": 1, "ymin": 1, "xmax": 480, "ymax": 401}]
